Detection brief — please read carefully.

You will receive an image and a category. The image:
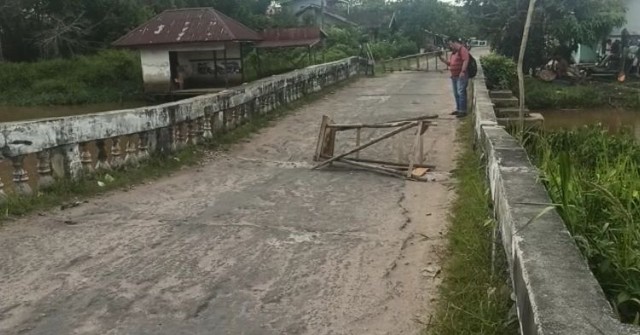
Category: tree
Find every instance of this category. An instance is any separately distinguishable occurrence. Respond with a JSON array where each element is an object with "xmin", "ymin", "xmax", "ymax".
[{"xmin": 463, "ymin": 0, "xmax": 626, "ymax": 68}]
